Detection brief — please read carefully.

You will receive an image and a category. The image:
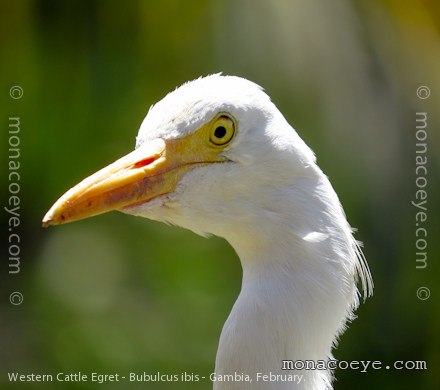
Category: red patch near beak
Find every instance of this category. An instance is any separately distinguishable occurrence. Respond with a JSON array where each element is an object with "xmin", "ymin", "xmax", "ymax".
[{"xmin": 134, "ymin": 157, "xmax": 157, "ymax": 168}]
